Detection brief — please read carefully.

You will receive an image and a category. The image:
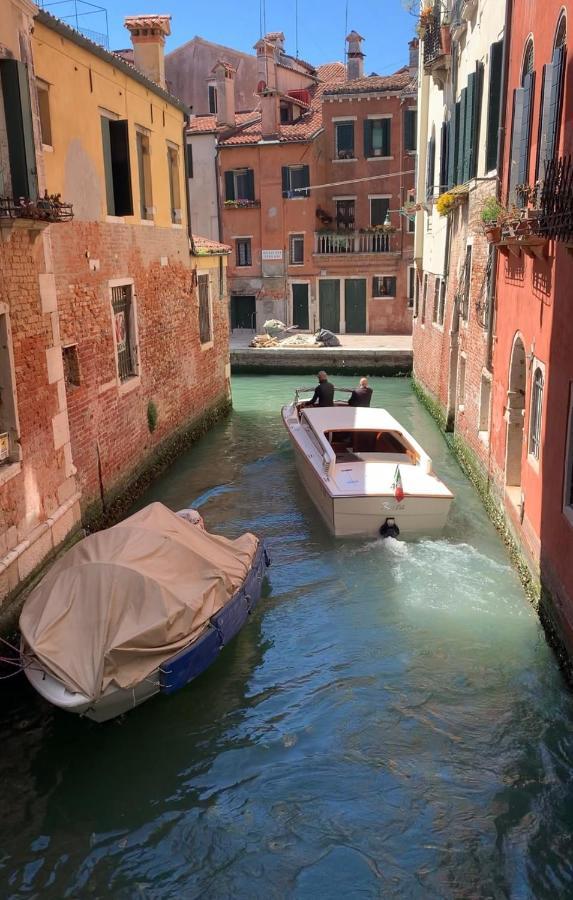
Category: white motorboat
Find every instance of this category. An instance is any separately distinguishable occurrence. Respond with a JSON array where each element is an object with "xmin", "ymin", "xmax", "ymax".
[
  {"xmin": 282, "ymin": 389, "xmax": 453, "ymax": 537},
  {"xmin": 20, "ymin": 503, "xmax": 270, "ymax": 722}
]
